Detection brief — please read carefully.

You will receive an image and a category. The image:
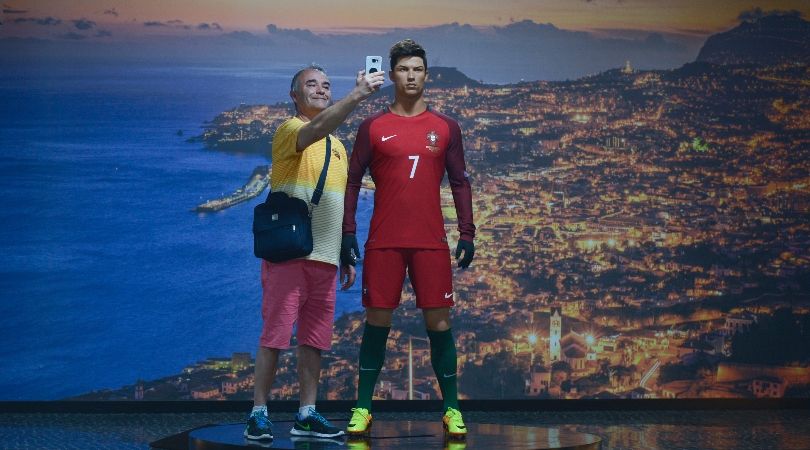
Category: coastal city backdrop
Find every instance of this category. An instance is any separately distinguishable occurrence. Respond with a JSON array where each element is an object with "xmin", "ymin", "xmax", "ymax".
[
  {"xmin": 77, "ymin": 13, "xmax": 810, "ymax": 401},
  {"xmin": 1, "ymin": 2, "xmax": 808, "ymax": 401}
]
